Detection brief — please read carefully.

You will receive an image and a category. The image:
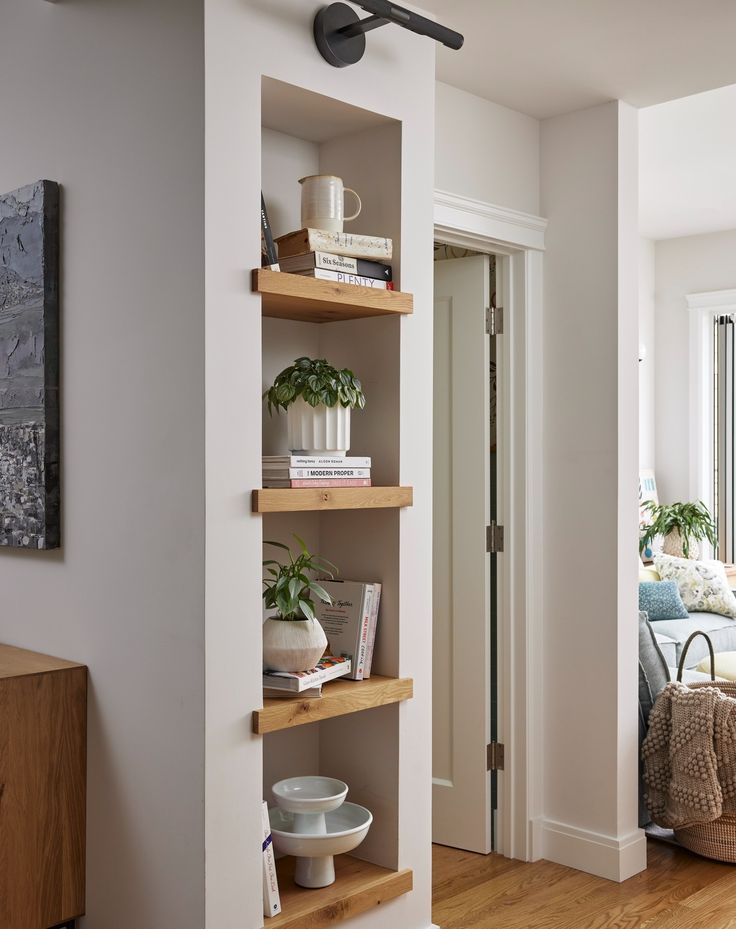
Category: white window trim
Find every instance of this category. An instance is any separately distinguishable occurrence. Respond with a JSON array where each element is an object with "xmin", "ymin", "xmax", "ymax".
[{"xmin": 686, "ymin": 289, "xmax": 736, "ymax": 521}]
